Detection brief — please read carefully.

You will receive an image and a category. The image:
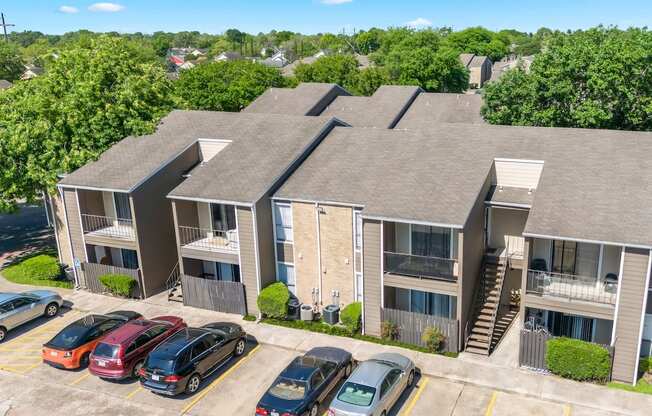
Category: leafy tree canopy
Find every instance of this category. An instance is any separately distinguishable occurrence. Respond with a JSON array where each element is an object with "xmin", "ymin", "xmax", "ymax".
[
  {"xmin": 443, "ymin": 26, "xmax": 510, "ymax": 61},
  {"xmin": 0, "ymin": 42, "xmax": 25, "ymax": 81},
  {"xmin": 0, "ymin": 36, "xmax": 175, "ymax": 211},
  {"xmin": 295, "ymin": 54, "xmax": 359, "ymax": 89},
  {"xmin": 175, "ymin": 60, "xmax": 287, "ymax": 111},
  {"xmin": 483, "ymin": 27, "xmax": 652, "ymax": 131}
]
